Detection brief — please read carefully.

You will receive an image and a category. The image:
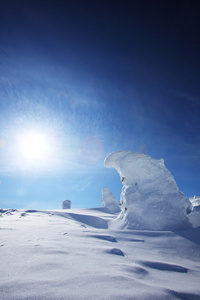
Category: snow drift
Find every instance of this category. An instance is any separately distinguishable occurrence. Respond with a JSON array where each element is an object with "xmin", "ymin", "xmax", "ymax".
[
  {"xmin": 1, "ymin": 208, "xmax": 200, "ymax": 299},
  {"xmin": 104, "ymin": 151, "xmax": 192, "ymax": 230}
]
